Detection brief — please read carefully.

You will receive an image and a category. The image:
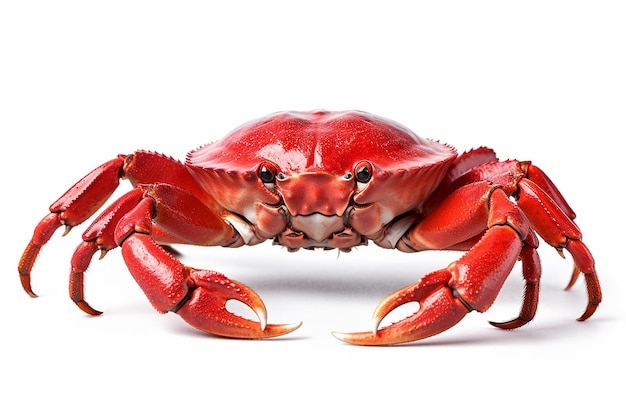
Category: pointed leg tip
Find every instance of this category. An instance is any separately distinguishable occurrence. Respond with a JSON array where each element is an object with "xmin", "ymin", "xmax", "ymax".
[
  {"xmin": 489, "ymin": 318, "xmax": 530, "ymax": 330},
  {"xmin": 24, "ymin": 288, "xmax": 39, "ymax": 298},
  {"xmin": 577, "ymin": 304, "xmax": 599, "ymax": 322},
  {"xmin": 75, "ymin": 300, "xmax": 103, "ymax": 316},
  {"xmin": 20, "ymin": 275, "xmax": 38, "ymax": 297}
]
